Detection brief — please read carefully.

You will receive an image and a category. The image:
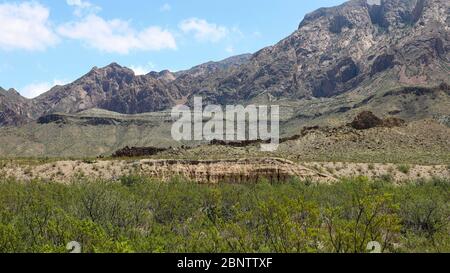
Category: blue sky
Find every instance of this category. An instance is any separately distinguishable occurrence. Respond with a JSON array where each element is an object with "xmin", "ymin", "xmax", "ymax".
[{"xmin": 0, "ymin": 0, "xmax": 345, "ymax": 98}]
